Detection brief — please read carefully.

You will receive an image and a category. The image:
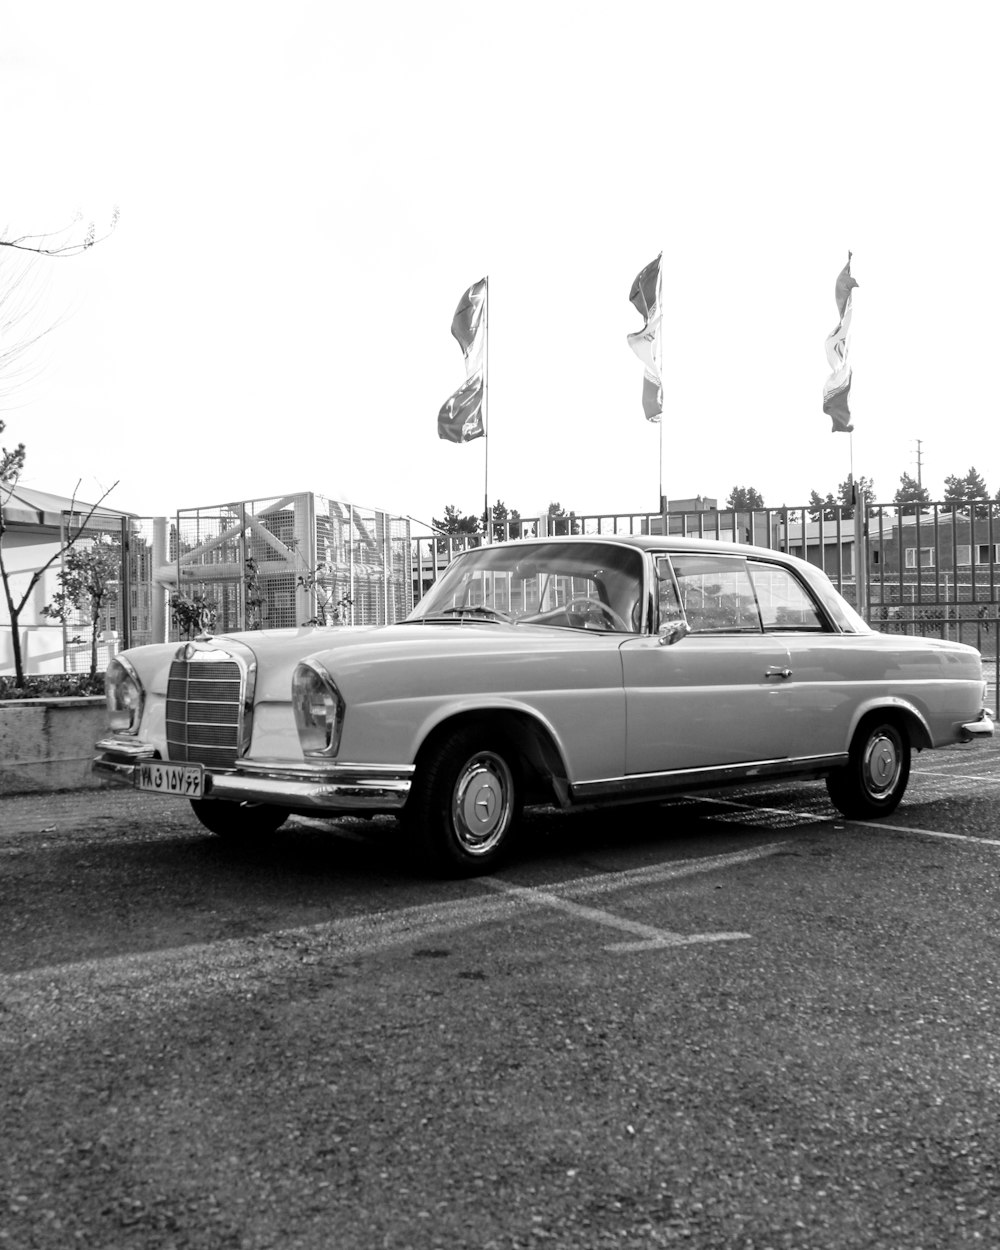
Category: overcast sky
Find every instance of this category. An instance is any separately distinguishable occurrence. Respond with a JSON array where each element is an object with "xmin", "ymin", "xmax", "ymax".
[{"xmin": 2, "ymin": 1, "xmax": 997, "ymax": 528}]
